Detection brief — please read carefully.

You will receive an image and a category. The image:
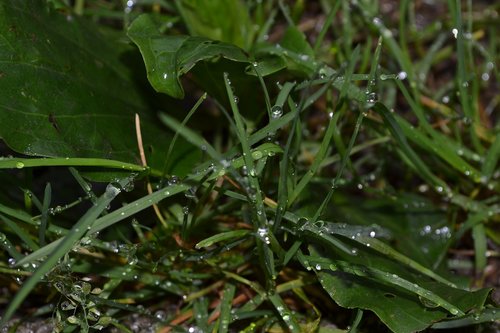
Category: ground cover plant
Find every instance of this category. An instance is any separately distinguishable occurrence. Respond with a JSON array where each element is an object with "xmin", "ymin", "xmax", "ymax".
[{"xmin": 0, "ymin": 0, "xmax": 499, "ymax": 332}]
